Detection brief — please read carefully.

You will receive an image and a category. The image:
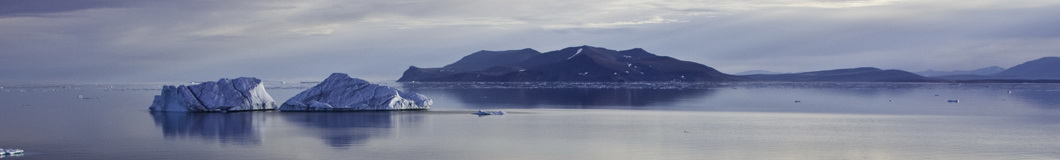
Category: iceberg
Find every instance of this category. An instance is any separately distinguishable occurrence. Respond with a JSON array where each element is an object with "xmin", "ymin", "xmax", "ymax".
[
  {"xmin": 472, "ymin": 110, "xmax": 505, "ymax": 116},
  {"xmin": 280, "ymin": 73, "xmax": 432, "ymax": 111},
  {"xmin": 1, "ymin": 148, "xmax": 24, "ymax": 155},
  {"xmin": 149, "ymin": 77, "xmax": 278, "ymax": 112}
]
